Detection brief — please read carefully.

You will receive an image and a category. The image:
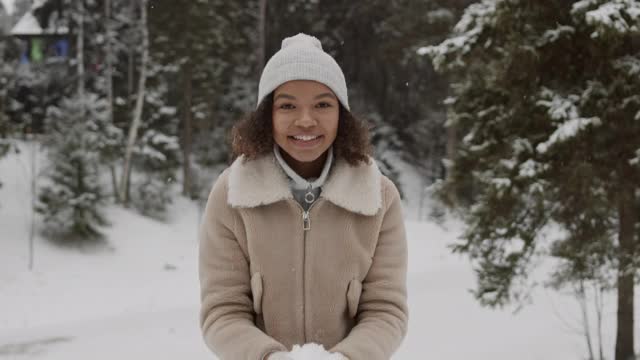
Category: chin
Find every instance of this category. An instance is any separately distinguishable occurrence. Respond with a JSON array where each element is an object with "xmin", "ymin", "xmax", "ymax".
[{"xmin": 289, "ymin": 151, "xmax": 324, "ymax": 163}]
